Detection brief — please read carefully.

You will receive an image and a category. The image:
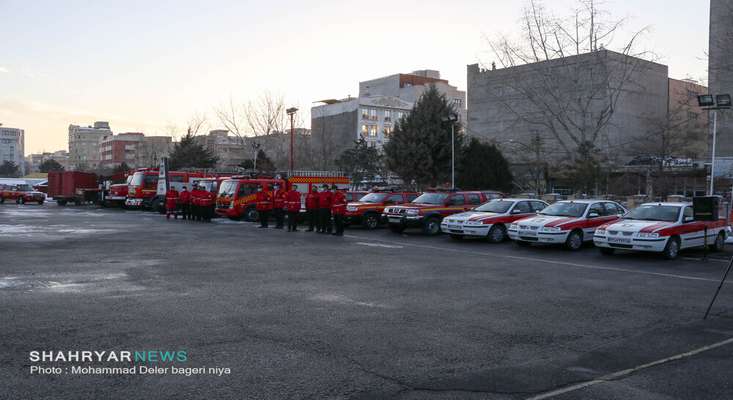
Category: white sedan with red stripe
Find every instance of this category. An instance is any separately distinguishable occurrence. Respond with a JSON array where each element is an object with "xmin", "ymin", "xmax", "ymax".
[
  {"xmin": 594, "ymin": 202, "xmax": 728, "ymax": 259},
  {"xmin": 440, "ymin": 198, "xmax": 549, "ymax": 242},
  {"xmin": 508, "ymin": 200, "xmax": 627, "ymax": 250}
]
